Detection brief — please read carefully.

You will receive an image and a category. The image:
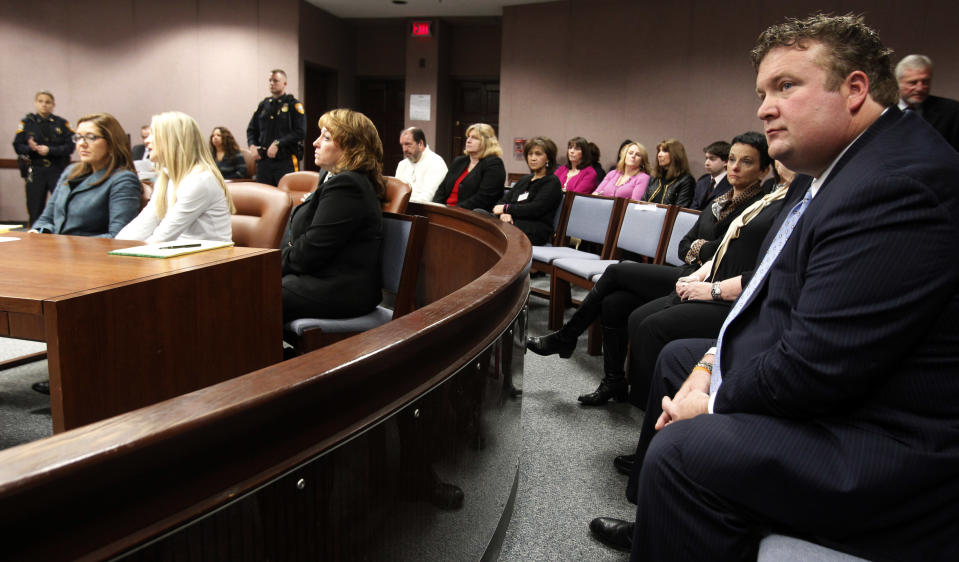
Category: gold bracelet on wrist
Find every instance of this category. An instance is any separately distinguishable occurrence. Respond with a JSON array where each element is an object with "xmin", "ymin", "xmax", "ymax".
[{"xmin": 695, "ymin": 360, "xmax": 713, "ymax": 373}]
